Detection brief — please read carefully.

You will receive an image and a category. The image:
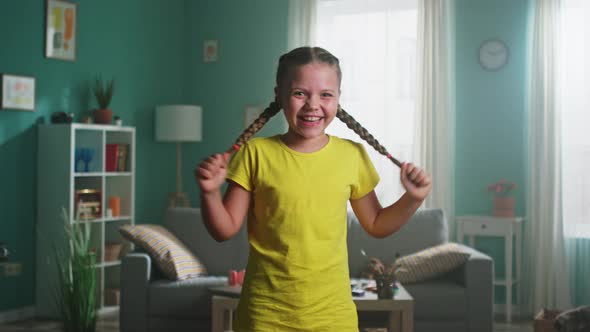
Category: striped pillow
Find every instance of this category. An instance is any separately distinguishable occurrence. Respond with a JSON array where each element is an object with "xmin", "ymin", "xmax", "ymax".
[
  {"xmin": 395, "ymin": 243, "xmax": 471, "ymax": 284},
  {"xmin": 119, "ymin": 224, "xmax": 207, "ymax": 280}
]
